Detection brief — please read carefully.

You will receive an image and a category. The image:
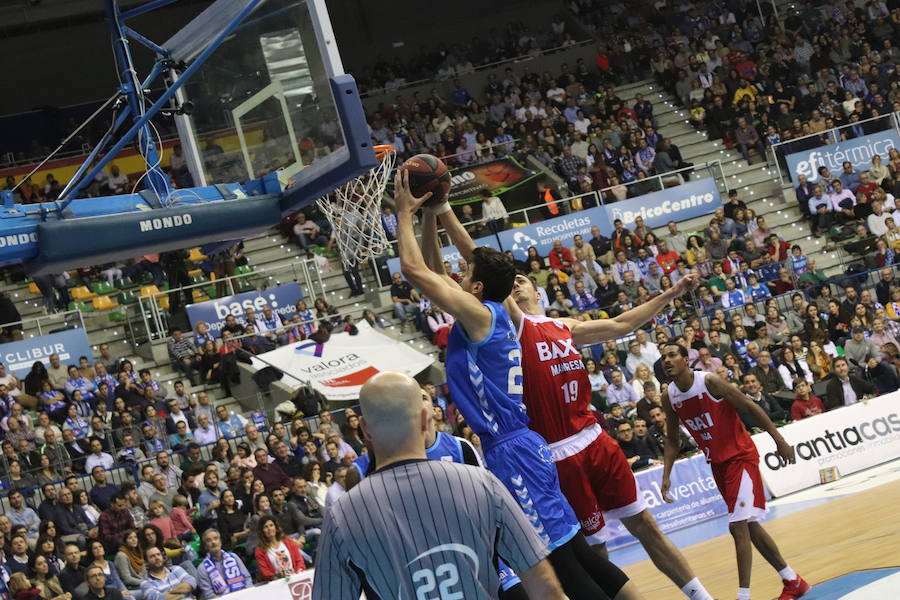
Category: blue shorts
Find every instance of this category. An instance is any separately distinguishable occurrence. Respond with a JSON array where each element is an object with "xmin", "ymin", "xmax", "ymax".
[{"xmin": 484, "ymin": 429, "xmax": 580, "ymax": 550}]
